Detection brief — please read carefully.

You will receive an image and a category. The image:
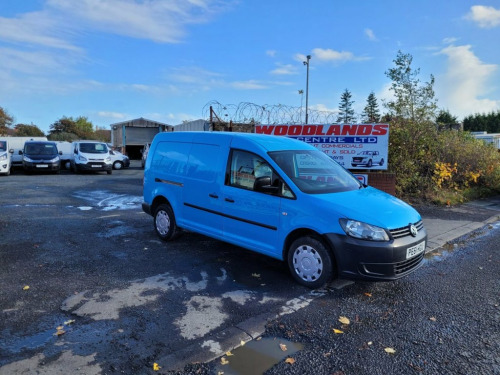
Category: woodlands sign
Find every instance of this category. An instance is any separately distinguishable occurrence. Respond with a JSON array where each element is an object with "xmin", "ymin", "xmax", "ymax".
[{"xmin": 255, "ymin": 124, "xmax": 389, "ymax": 170}]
